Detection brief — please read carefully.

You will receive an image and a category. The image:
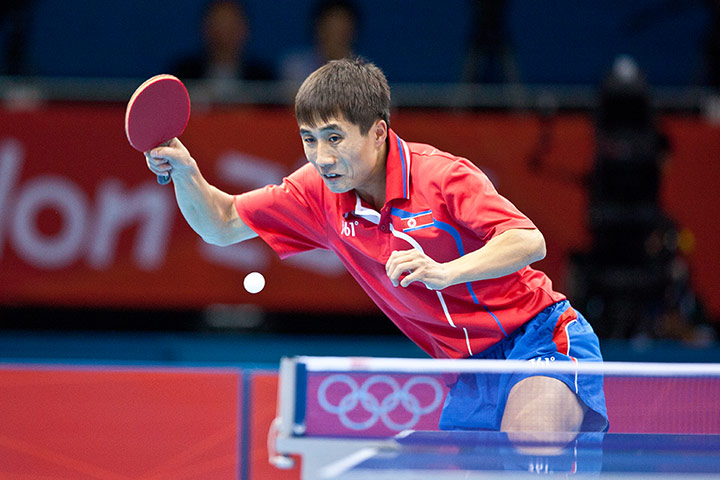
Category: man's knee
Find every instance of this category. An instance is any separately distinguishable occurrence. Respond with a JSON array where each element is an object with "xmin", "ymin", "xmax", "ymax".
[{"xmin": 500, "ymin": 376, "xmax": 587, "ymax": 432}]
